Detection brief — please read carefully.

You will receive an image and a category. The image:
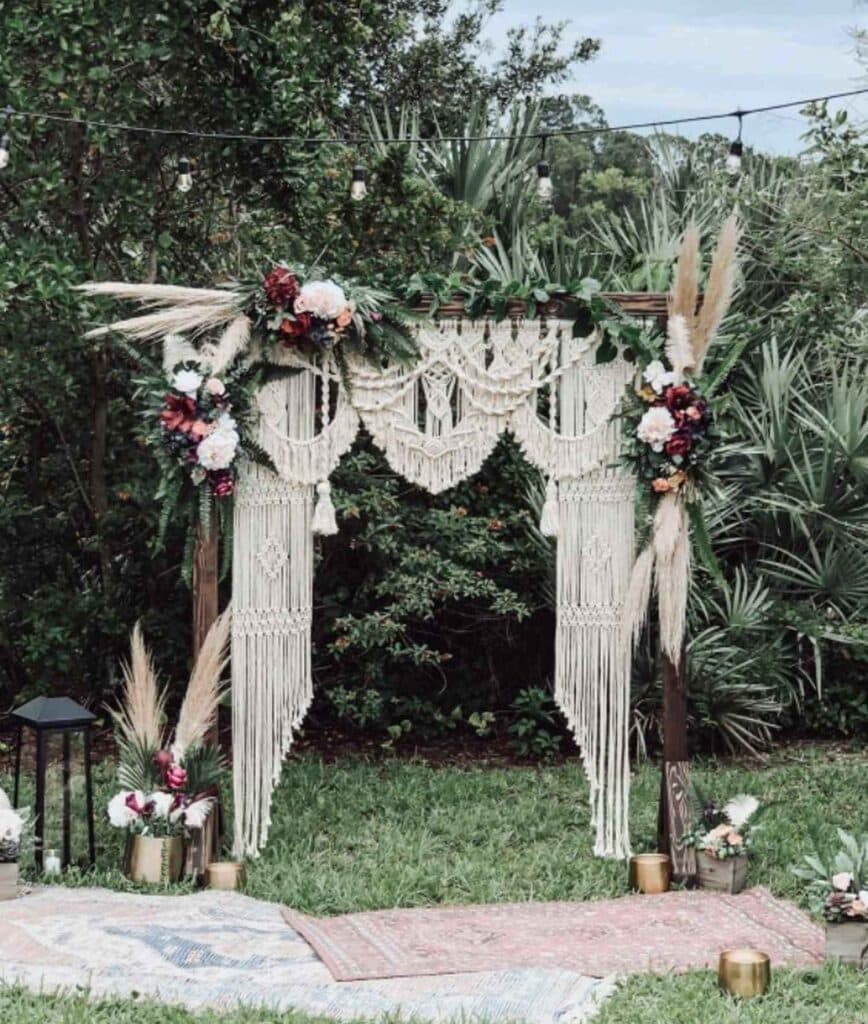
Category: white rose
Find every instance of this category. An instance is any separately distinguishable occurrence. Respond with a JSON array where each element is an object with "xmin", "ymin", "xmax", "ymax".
[
  {"xmin": 294, "ymin": 279, "xmax": 348, "ymax": 320},
  {"xmin": 196, "ymin": 426, "xmax": 239, "ymax": 470},
  {"xmin": 173, "ymin": 369, "xmax": 203, "ymax": 396},
  {"xmin": 832, "ymin": 871, "xmax": 853, "ymax": 891},
  {"xmin": 148, "ymin": 792, "xmax": 175, "ymax": 819},
  {"xmin": 107, "ymin": 790, "xmax": 144, "ymax": 829},
  {"xmin": 643, "ymin": 360, "xmax": 676, "ymax": 394},
  {"xmin": 637, "ymin": 406, "xmax": 677, "ymax": 452},
  {"xmin": 0, "ymin": 808, "xmax": 23, "ymax": 843}
]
